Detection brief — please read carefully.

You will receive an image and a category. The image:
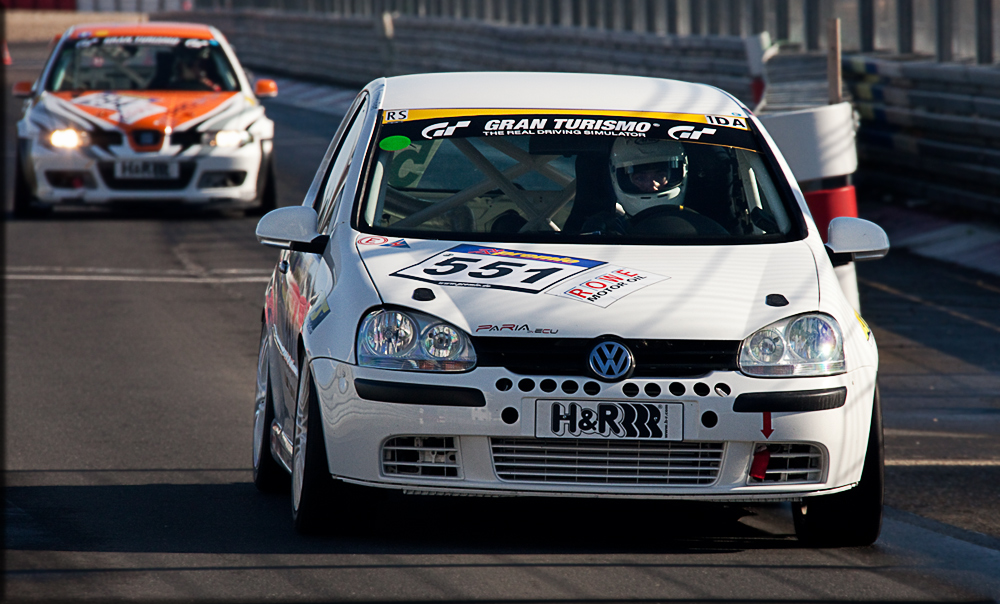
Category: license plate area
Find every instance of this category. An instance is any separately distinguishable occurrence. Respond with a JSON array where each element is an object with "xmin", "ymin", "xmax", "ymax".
[
  {"xmin": 114, "ymin": 160, "xmax": 179, "ymax": 180},
  {"xmin": 536, "ymin": 400, "xmax": 683, "ymax": 440}
]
